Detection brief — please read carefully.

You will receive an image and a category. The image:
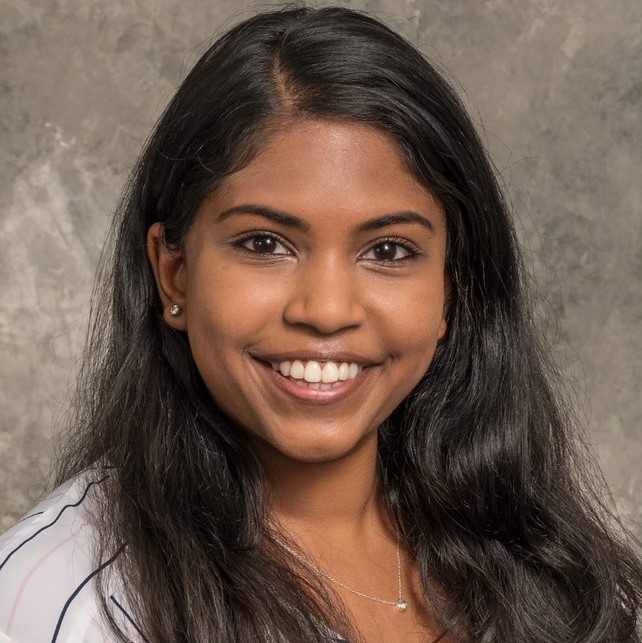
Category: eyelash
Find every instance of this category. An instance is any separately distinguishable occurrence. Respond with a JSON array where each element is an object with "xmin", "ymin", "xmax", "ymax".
[{"xmin": 232, "ymin": 231, "xmax": 421, "ymax": 264}]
